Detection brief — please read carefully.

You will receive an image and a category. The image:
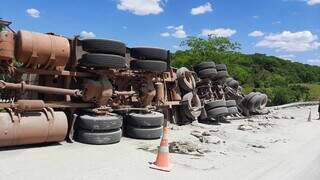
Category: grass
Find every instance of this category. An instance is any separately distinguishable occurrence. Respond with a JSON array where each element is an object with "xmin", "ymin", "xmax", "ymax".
[{"xmin": 300, "ymin": 83, "xmax": 320, "ymax": 101}]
